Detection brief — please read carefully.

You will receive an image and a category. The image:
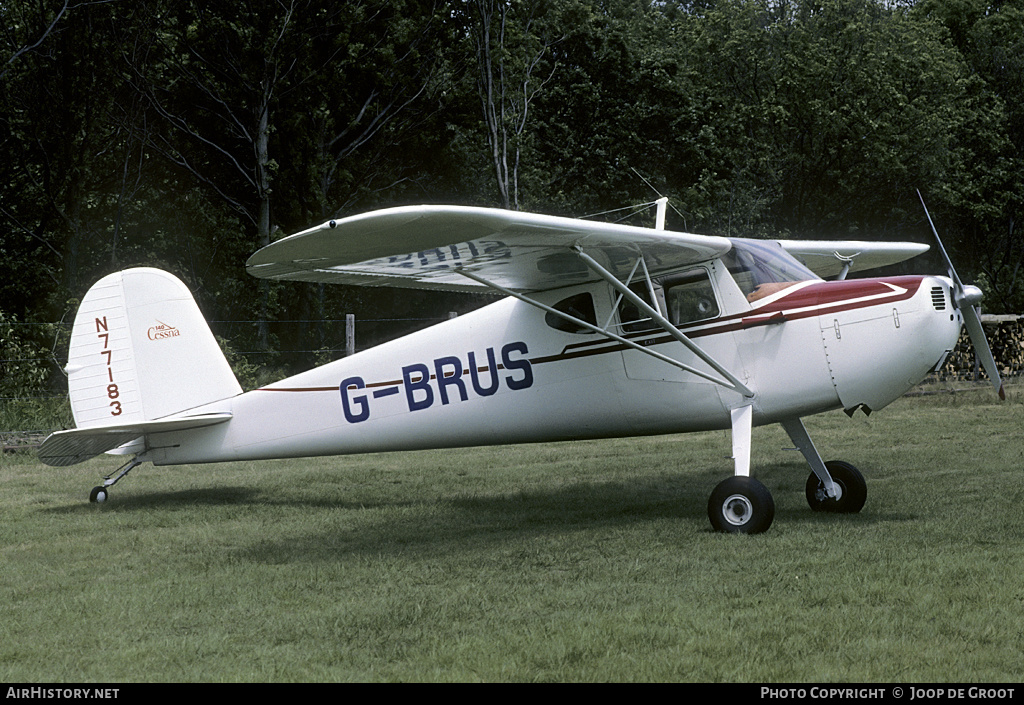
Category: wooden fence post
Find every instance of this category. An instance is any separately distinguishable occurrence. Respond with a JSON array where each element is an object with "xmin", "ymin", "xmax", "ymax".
[{"xmin": 346, "ymin": 314, "xmax": 355, "ymax": 357}]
